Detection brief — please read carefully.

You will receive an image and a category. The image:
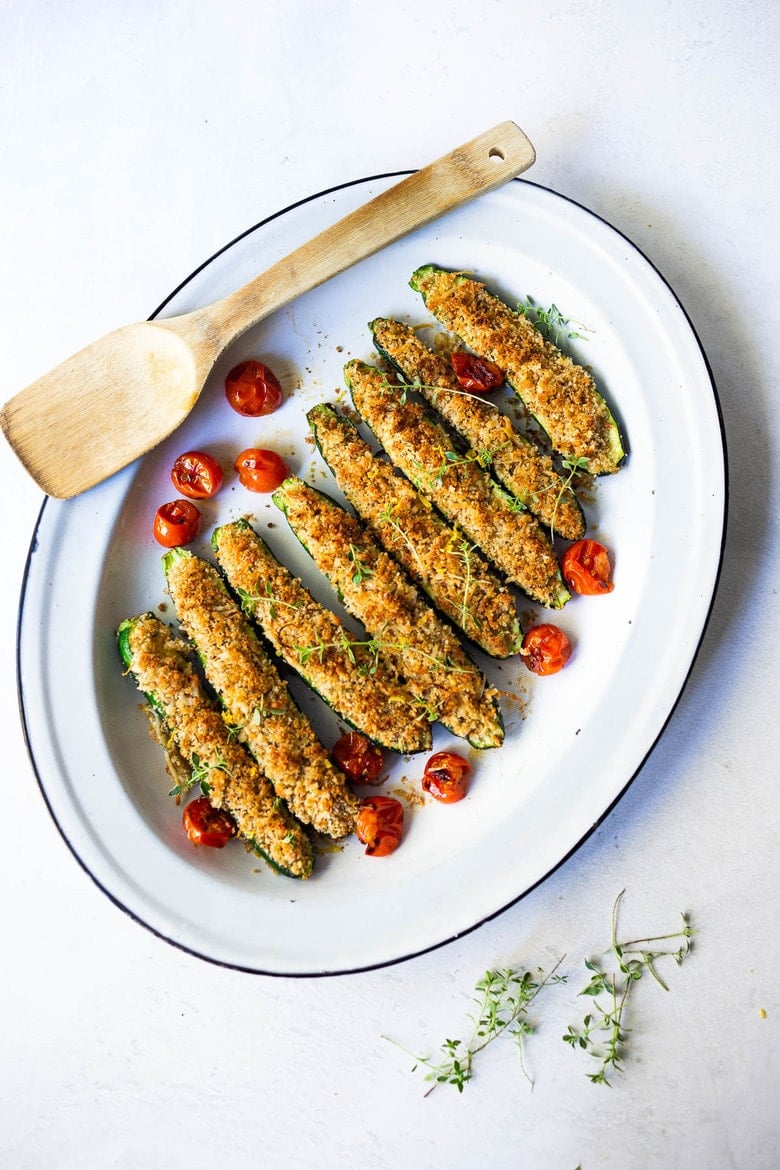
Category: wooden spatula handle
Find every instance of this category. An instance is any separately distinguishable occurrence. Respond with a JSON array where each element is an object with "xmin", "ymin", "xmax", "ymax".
[{"xmin": 204, "ymin": 121, "xmax": 535, "ymax": 344}]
